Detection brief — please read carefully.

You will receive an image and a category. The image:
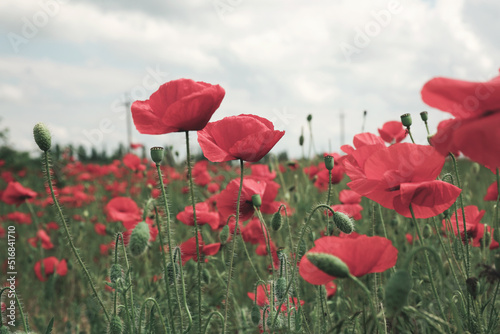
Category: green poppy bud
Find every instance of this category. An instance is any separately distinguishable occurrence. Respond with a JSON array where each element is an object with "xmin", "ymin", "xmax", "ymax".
[
  {"xmin": 324, "ymin": 154, "xmax": 334, "ymax": 171},
  {"xmin": 306, "ymin": 253, "xmax": 350, "ymax": 278},
  {"xmin": 251, "ymin": 304, "xmax": 261, "ymax": 325},
  {"xmin": 108, "ymin": 314, "xmax": 123, "ymax": 334},
  {"xmin": 420, "ymin": 111, "xmax": 428, "ymax": 122},
  {"xmin": 201, "ymin": 268, "xmax": 211, "ymax": 284},
  {"xmin": 150, "ymin": 146, "xmax": 164, "ymax": 164},
  {"xmin": 33, "ymin": 122, "xmax": 52, "ymax": 152},
  {"xmin": 128, "ymin": 221, "xmax": 150, "ymax": 257},
  {"xmin": 275, "ymin": 277, "xmax": 287, "ymax": 301},
  {"xmin": 307, "ymin": 114, "xmax": 312, "ymax": 122},
  {"xmin": 219, "ymin": 225, "xmax": 230, "ymax": 245},
  {"xmin": 423, "ymin": 224, "xmax": 433, "ymax": 239},
  {"xmin": 385, "ymin": 270, "xmax": 412, "ymax": 316},
  {"xmin": 271, "ymin": 211, "xmax": 282, "ymax": 231},
  {"xmin": 299, "ymin": 134, "xmax": 304, "ymax": 146},
  {"xmin": 400, "ymin": 113, "xmax": 412, "ymax": 128},
  {"xmin": 110, "ymin": 264, "xmax": 123, "ymax": 283},
  {"xmin": 333, "ymin": 212, "xmax": 354, "ymax": 234},
  {"xmin": 252, "ymin": 194, "xmax": 262, "ymax": 208}
]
